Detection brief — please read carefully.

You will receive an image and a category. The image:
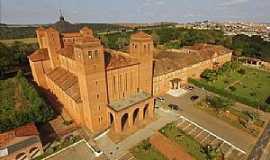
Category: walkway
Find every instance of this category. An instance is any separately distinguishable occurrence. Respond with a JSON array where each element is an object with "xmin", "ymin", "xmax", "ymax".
[
  {"xmin": 248, "ymin": 121, "xmax": 270, "ymax": 160},
  {"xmin": 95, "ymin": 109, "xmax": 178, "ymax": 160},
  {"xmin": 163, "ymin": 90, "xmax": 257, "ymax": 153}
]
